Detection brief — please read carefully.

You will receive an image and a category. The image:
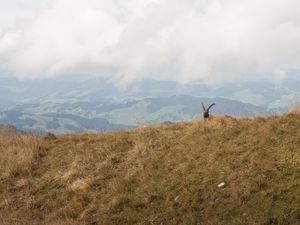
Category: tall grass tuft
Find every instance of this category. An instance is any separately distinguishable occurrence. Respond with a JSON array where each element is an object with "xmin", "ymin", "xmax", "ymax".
[{"xmin": 0, "ymin": 132, "xmax": 41, "ymax": 178}]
